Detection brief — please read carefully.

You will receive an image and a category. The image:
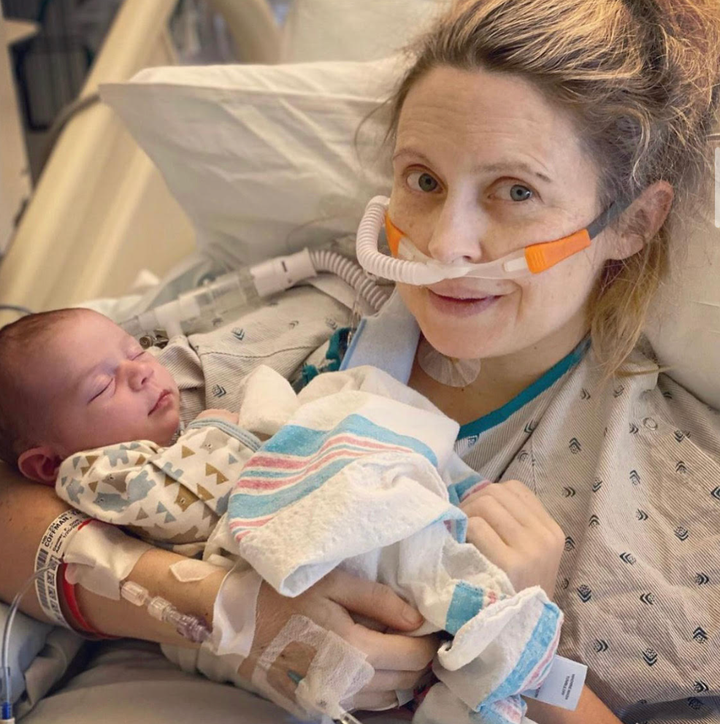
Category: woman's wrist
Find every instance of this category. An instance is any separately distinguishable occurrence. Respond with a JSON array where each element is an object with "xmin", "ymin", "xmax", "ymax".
[{"xmin": 73, "ymin": 547, "xmax": 227, "ymax": 646}]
